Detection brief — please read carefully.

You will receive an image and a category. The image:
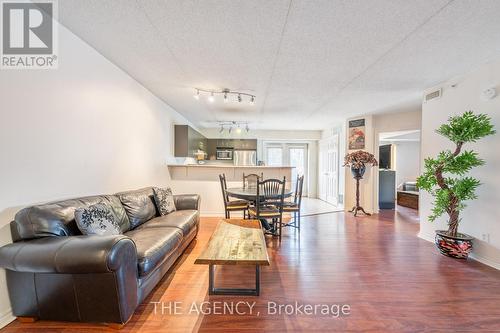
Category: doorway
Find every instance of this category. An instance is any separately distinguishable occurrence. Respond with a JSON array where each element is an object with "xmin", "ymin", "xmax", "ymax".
[
  {"xmin": 318, "ymin": 134, "xmax": 339, "ymax": 206},
  {"xmin": 264, "ymin": 142, "xmax": 308, "ymax": 194},
  {"xmin": 378, "ymin": 130, "xmax": 421, "ymax": 211}
]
